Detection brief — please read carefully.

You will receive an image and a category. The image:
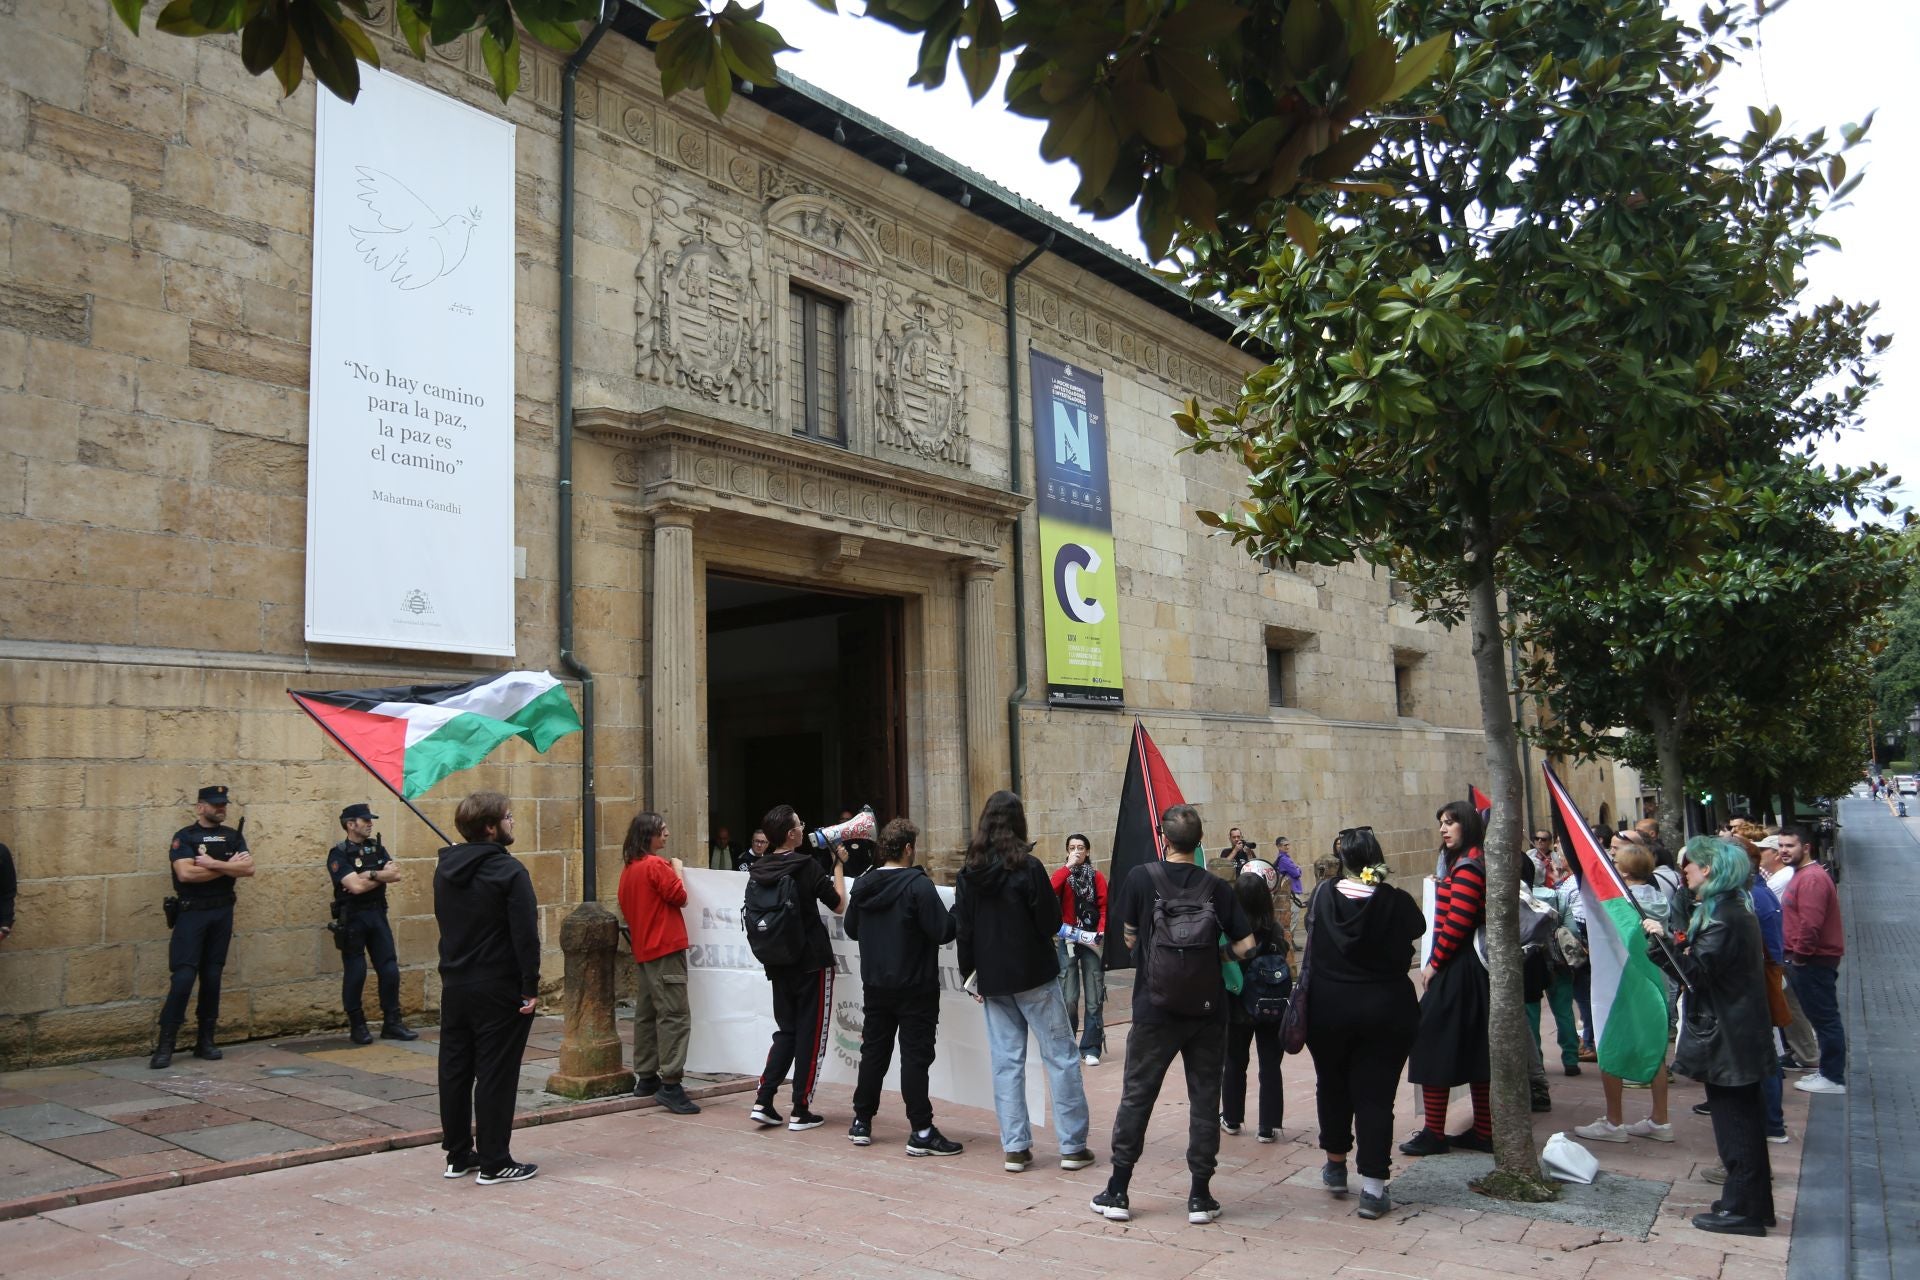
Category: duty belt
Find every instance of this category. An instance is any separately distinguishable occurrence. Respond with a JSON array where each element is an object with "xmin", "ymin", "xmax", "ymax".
[{"xmin": 178, "ymin": 896, "xmax": 234, "ymax": 912}]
